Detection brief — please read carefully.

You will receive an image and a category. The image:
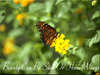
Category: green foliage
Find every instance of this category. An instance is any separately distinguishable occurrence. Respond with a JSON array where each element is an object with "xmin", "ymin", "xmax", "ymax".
[
  {"xmin": 88, "ymin": 30, "xmax": 100, "ymax": 47},
  {"xmin": 0, "ymin": 0, "xmax": 100, "ymax": 74},
  {"xmin": 92, "ymin": 11, "xmax": 100, "ymax": 20}
]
